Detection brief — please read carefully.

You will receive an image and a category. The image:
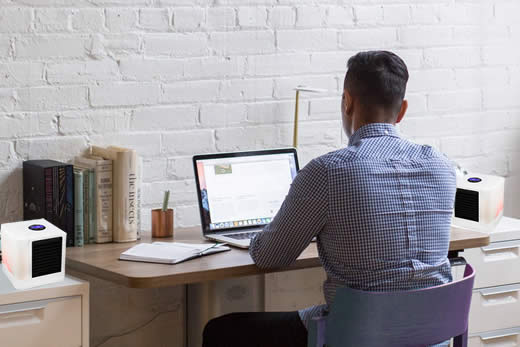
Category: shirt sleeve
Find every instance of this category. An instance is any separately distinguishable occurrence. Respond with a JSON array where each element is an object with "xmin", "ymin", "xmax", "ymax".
[{"xmin": 249, "ymin": 157, "xmax": 328, "ymax": 269}]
